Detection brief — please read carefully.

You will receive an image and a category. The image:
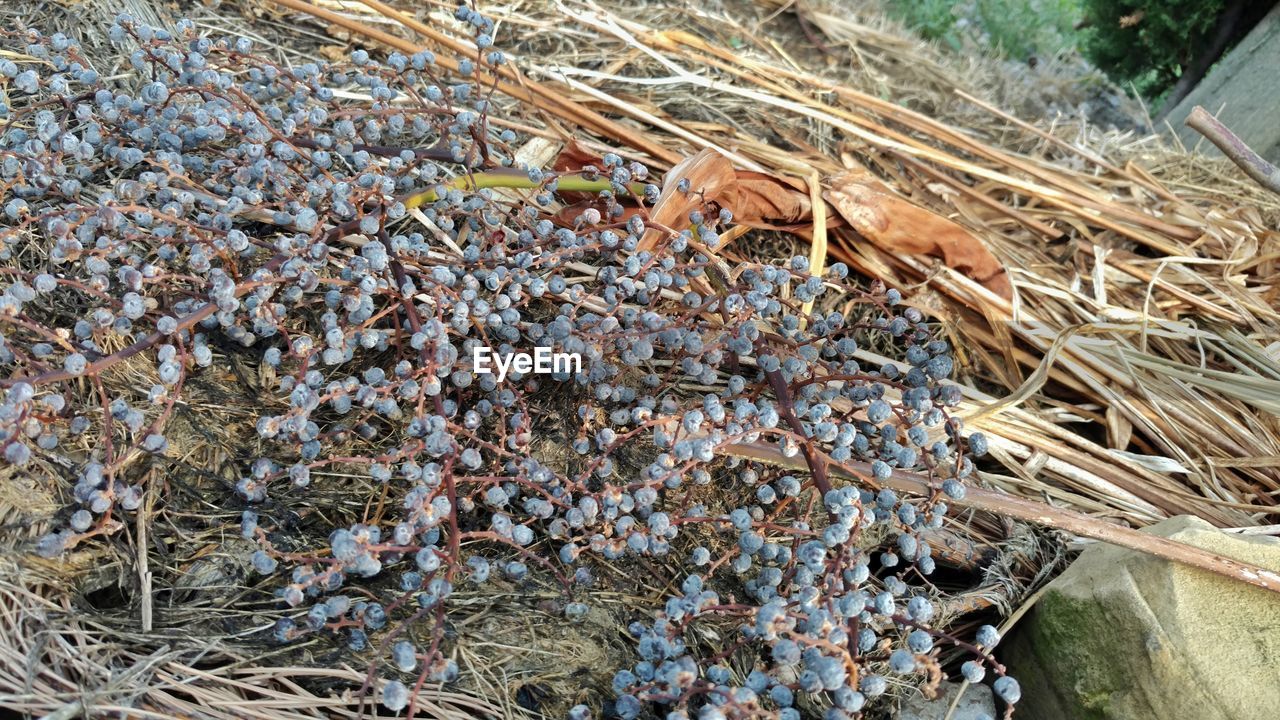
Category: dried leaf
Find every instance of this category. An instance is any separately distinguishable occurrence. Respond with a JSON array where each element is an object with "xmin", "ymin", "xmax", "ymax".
[
  {"xmin": 1107, "ymin": 404, "xmax": 1134, "ymax": 449},
  {"xmin": 555, "ymin": 148, "xmax": 1006, "ymax": 296},
  {"xmin": 825, "ymin": 169, "xmax": 1010, "ymax": 298},
  {"xmin": 551, "ymin": 140, "xmax": 602, "ymax": 174},
  {"xmin": 1108, "ymin": 450, "xmax": 1191, "ymax": 475},
  {"xmin": 559, "ymin": 145, "xmax": 817, "ymax": 232},
  {"xmin": 734, "ymin": 171, "xmax": 816, "ymax": 231},
  {"xmin": 318, "ymin": 44, "xmax": 350, "ymax": 62},
  {"xmin": 638, "ymin": 149, "xmax": 739, "ymax": 252}
]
